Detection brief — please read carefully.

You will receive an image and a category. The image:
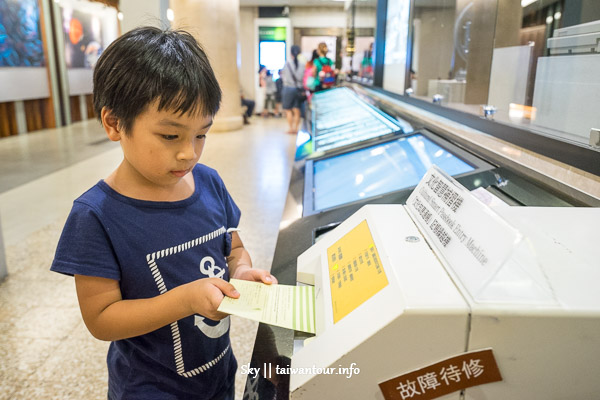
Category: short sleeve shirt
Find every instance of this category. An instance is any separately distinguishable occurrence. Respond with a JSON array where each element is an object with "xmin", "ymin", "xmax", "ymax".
[{"xmin": 51, "ymin": 164, "xmax": 240, "ymax": 400}]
